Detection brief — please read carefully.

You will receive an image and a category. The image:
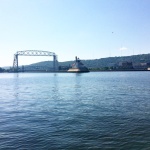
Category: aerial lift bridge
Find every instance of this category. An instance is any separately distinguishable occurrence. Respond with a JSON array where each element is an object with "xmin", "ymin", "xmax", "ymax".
[{"xmin": 13, "ymin": 50, "xmax": 58, "ymax": 72}]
